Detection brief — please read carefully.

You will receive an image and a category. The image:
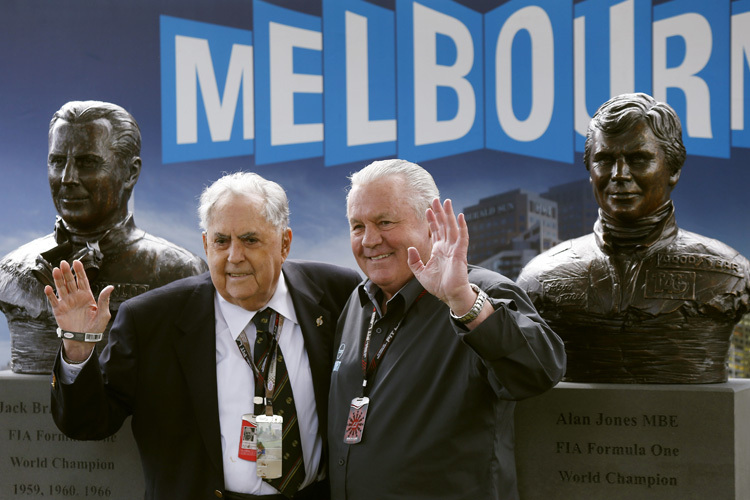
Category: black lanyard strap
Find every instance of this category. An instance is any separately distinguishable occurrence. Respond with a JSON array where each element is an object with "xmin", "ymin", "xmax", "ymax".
[
  {"xmin": 359, "ymin": 289, "xmax": 427, "ymax": 396},
  {"xmin": 236, "ymin": 312, "xmax": 283, "ymax": 407}
]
